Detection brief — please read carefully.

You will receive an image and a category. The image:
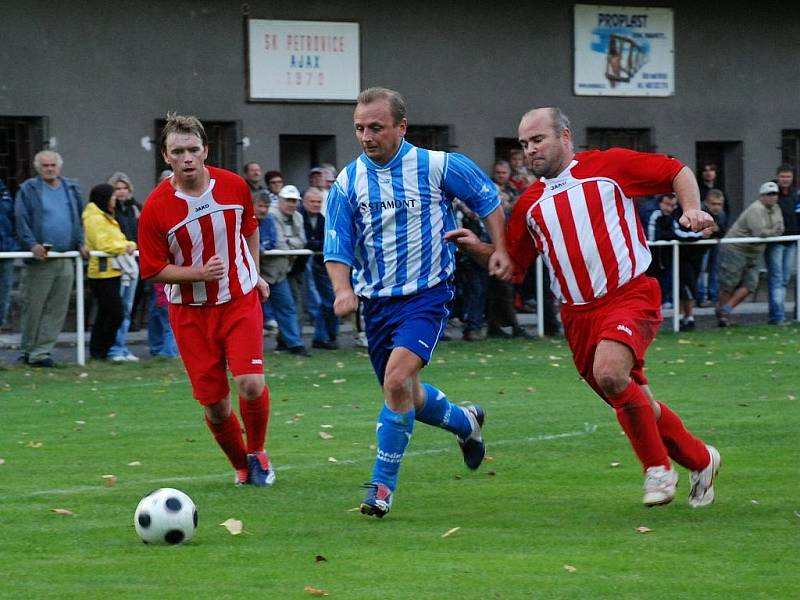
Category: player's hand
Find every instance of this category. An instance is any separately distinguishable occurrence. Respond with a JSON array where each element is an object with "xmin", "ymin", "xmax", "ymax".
[
  {"xmin": 488, "ymin": 248, "xmax": 513, "ymax": 282},
  {"xmin": 679, "ymin": 209, "xmax": 714, "ymax": 233},
  {"xmin": 200, "ymin": 255, "xmax": 226, "ymax": 281},
  {"xmin": 333, "ymin": 290, "xmax": 358, "ymax": 317},
  {"xmin": 255, "ymin": 276, "xmax": 270, "ymax": 301},
  {"xmin": 444, "ymin": 228, "xmax": 482, "ymax": 253}
]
